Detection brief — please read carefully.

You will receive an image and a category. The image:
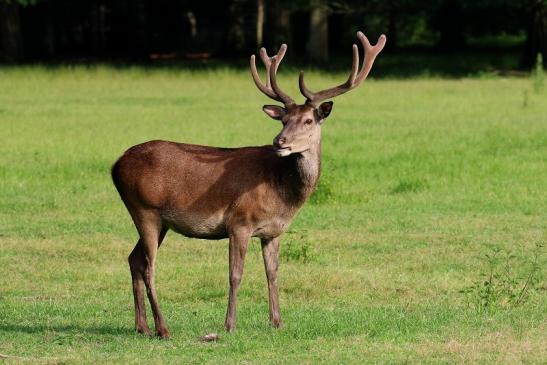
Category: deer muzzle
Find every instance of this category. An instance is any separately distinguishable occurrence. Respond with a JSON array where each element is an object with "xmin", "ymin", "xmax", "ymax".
[{"xmin": 273, "ymin": 135, "xmax": 292, "ymax": 157}]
